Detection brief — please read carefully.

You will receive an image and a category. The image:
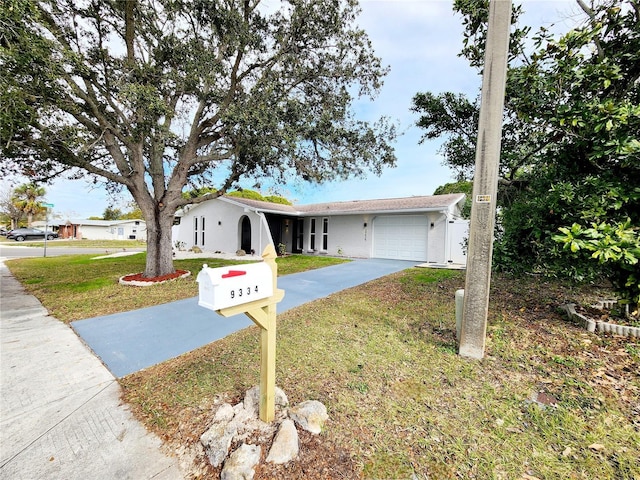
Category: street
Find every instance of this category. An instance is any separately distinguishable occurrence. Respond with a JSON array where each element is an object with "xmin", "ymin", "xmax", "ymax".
[{"xmin": 0, "ymin": 244, "xmax": 145, "ymax": 259}]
